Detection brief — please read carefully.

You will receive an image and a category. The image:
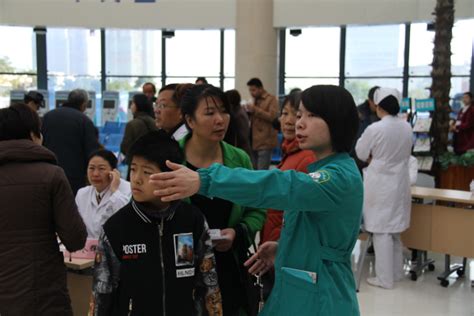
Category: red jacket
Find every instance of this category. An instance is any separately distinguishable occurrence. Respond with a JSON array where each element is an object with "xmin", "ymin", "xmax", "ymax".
[
  {"xmin": 454, "ymin": 105, "xmax": 474, "ymax": 154},
  {"xmin": 260, "ymin": 138, "xmax": 316, "ymax": 244}
]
